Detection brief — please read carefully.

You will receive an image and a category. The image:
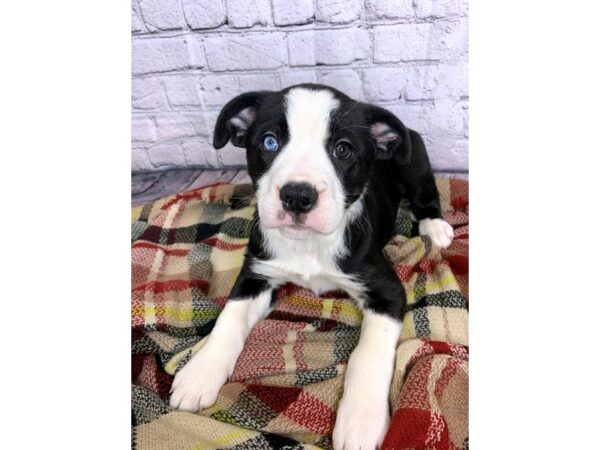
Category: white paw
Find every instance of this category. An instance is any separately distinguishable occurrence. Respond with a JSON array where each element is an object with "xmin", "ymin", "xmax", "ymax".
[
  {"xmin": 332, "ymin": 390, "xmax": 389, "ymax": 450},
  {"xmin": 169, "ymin": 348, "xmax": 231, "ymax": 412},
  {"xmin": 419, "ymin": 218, "xmax": 454, "ymax": 249}
]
